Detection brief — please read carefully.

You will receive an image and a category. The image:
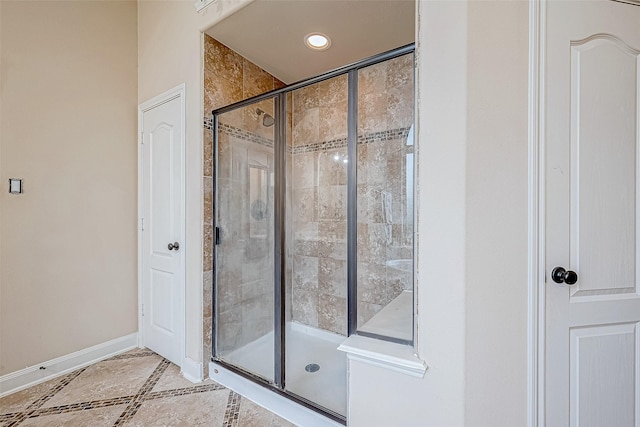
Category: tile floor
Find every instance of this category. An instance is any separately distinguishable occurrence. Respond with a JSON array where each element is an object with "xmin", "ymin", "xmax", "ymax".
[{"xmin": 0, "ymin": 348, "xmax": 294, "ymax": 427}]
